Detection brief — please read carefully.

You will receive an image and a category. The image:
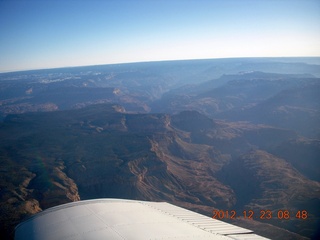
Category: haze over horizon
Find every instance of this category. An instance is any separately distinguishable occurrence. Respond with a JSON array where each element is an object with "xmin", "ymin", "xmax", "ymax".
[{"xmin": 1, "ymin": 0, "xmax": 320, "ymax": 73}]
